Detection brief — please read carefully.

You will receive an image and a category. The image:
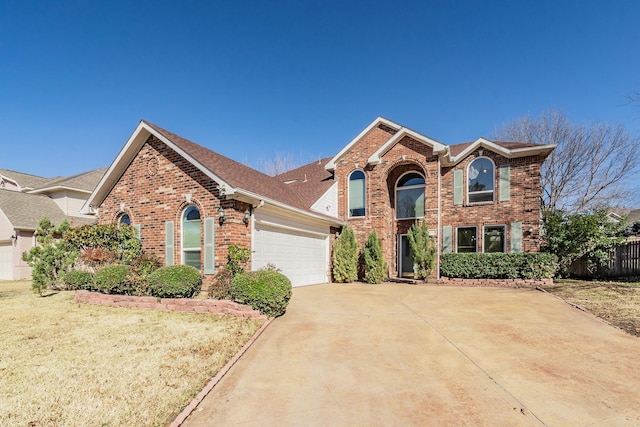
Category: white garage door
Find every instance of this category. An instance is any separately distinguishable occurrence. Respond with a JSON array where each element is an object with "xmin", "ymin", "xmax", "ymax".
[
  {"xmin": 0, "ymin": 243, "xmax": 13, "ymax": 281},
  {"xmin": 253, "ymin": 223, "xmax": 328, "ymax": 287}
]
